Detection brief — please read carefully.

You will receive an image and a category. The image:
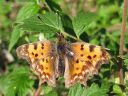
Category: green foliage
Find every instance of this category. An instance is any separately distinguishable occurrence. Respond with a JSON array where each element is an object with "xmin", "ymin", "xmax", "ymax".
[
  {"xmin": 42, "ymin": 86, "xmax": 58, "ymax": 96},
  {"xmin": 72, "ymin": 11, "xmax": 97, "ymax": 38},
  {"xmin": 9, "ymin": 26, "xmax": 23, "ymax": 51},
  {"xmin": 113, "ymin": 85, "xmax": 124, "ymax": 96},
  {"xmin": 16, "ymin": 3, "xmax": 39, "ymax": 22},
  {"xmin": 0, "ymin": 0, "xmax": 128, "ymax": 96},
  {"xmin": 0, "ymin": 67, "xmax": 34, "ymax": 96},
  {"xmin": 19, "ymin": 12, "xmax": 63, "ymax": 33},
  {"xmin": 68, "ymin": 81, "xmax": 110, "ymax": 96}
]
